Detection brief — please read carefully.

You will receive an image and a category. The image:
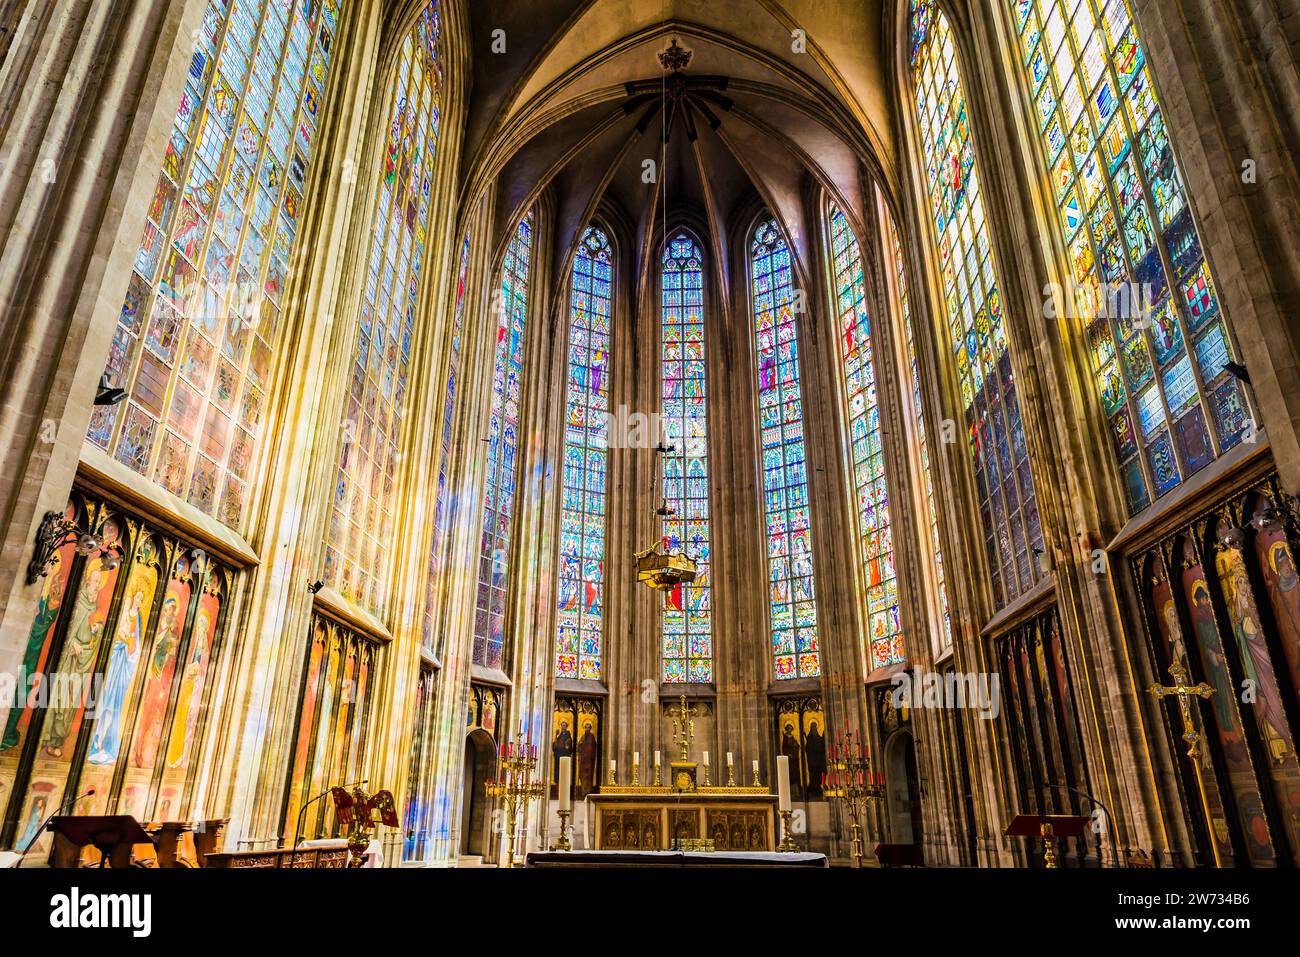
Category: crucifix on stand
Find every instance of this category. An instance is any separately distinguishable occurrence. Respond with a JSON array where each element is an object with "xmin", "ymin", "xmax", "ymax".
[{"xmin": 1147, "ymin": 659, "xmax": 1222, "ymax": 867}]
